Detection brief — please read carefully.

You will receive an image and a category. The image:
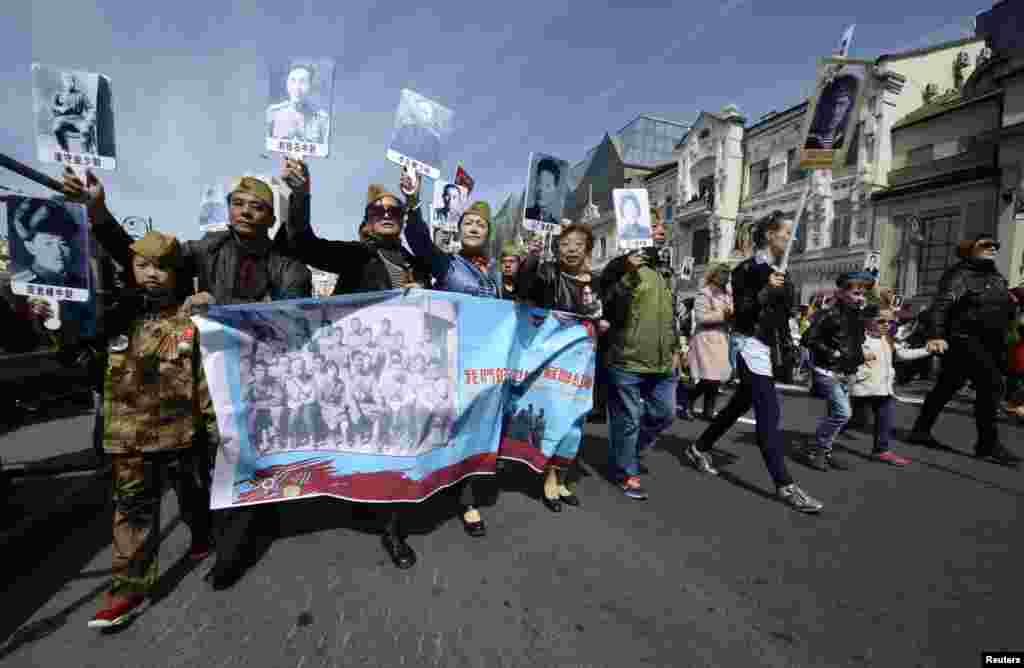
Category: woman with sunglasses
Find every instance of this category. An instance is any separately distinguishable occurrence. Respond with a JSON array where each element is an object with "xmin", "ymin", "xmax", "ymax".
[
  {"xmin": 398, "ymin": 167, "xmax": 502, "ymax": 539},
  {"xmin": 906, "ymin": 234, "xmax": 1021, "ymax": 466},
  {"xmin": 278, "ymin": 159, "xmax": 431, "ymax": 570}
]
